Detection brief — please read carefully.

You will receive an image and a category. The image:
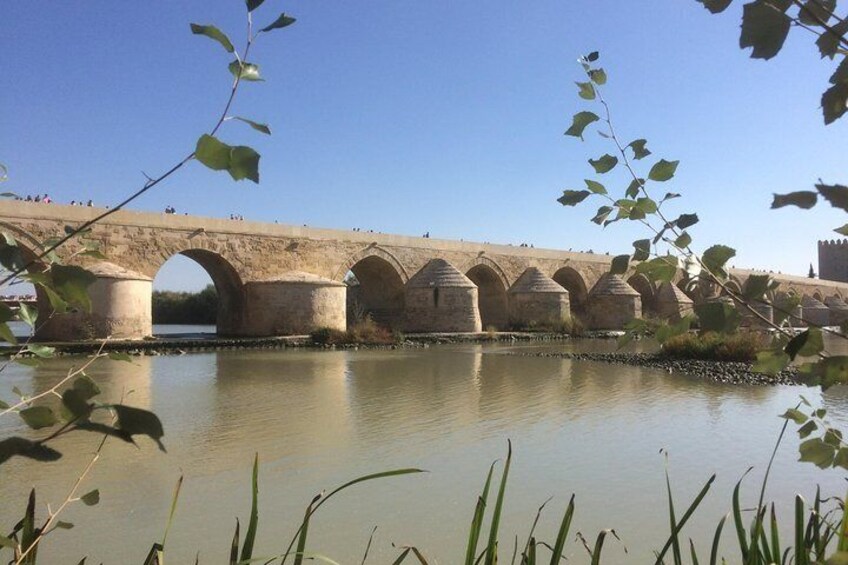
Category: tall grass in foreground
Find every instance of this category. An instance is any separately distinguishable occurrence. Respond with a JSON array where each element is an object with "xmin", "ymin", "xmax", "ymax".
[{"xmin": 5, "ymin": 437, "xmax": 848, "ymax": 564}]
